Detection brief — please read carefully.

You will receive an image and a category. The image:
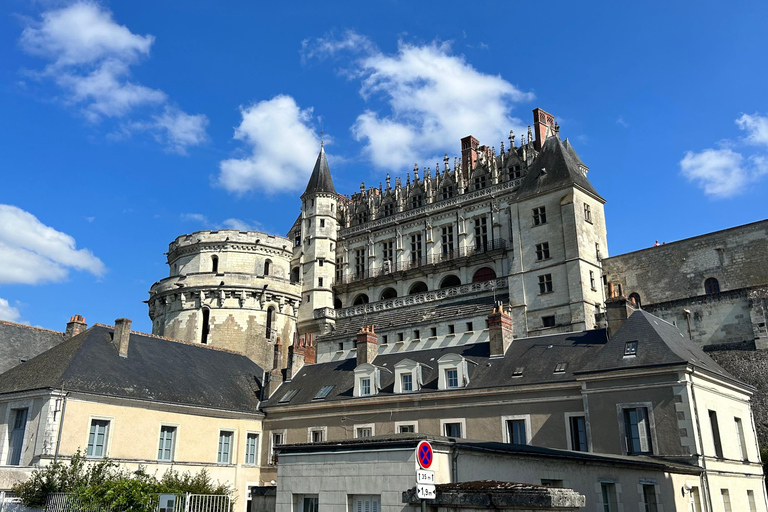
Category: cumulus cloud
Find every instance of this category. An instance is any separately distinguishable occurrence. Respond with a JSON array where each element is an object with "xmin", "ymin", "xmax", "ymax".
[
  {"xmin": 19, "ymin": 2, "xmax": 206, "ymax": 152},
  {"xmin": 181, "ymin": 213, "xmax": 263, "ymax": 232},
  {"xmin": 304, "ymin": 32, "xmax": 533, "ymax": 171},
  {"xmin": 680, "ymin": 113, "xmax": 768, "ymax": 198},
  {"xmin": 218, "ymin": 95, "xmax": 322, "ymax": 194},
  {"xmin": 0, "ymin": 298, "xmax": 22, "ymax": 323},
  {"xmin": 0, "ymin": 204, "xmax": 105, "ymax": 285}
]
